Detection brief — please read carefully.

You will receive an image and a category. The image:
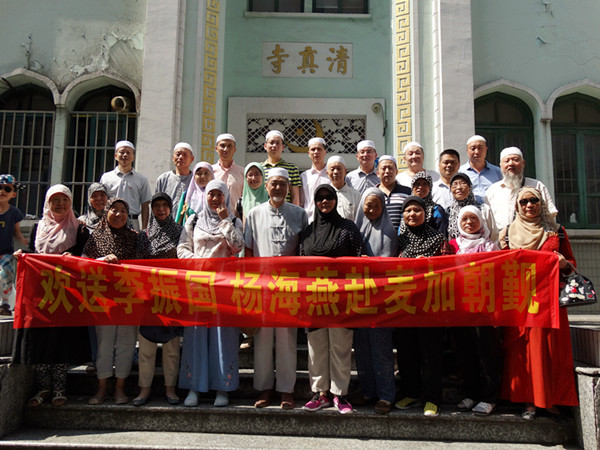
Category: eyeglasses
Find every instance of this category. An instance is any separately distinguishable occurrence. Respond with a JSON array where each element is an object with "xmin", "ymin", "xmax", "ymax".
[
  {"xmin": 316, "ymin": 195, "xmax": 335, "ymax": 202},
  {"xmin": 451, "ymin": 181, "xmax": 469, "ymax": 188},
  {"xmin": 519, "ymin": 197, "xmax": 540, "ymax": 206},
  {"xmin": 0, "ymin": 185, "xmax": 14, "ymax": 193}
]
